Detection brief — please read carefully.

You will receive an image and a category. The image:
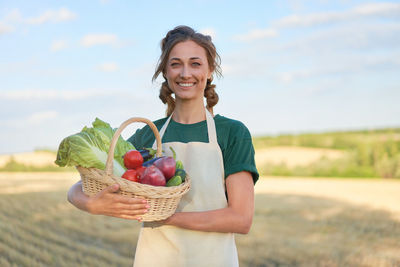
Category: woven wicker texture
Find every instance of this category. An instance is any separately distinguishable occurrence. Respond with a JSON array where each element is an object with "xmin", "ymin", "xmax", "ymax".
[{"xmin": 76, "ymin": 117, "xmax": 191, "ymax": 222}]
